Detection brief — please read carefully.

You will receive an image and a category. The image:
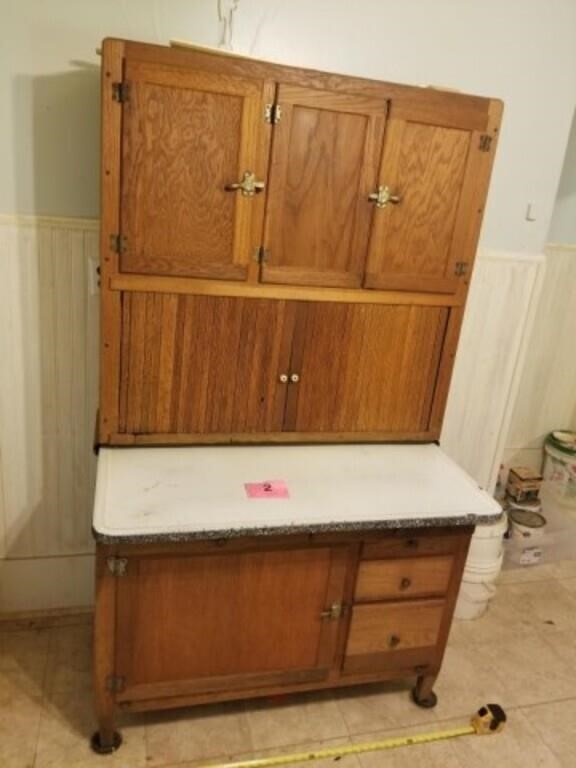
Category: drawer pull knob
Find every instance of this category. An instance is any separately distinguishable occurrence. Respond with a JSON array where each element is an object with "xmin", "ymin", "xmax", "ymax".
[
  {"xmin": 406, "ymin": 539, "xmax": 419, "ymax": 549},
  {"xmin": 388, "ymin": 634, "xmax": 401, "ymax": 649},
  {"xmin": 400, "ymin": 577, "xmax": 412, "ymax": 590}
]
